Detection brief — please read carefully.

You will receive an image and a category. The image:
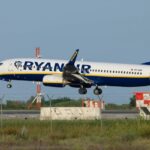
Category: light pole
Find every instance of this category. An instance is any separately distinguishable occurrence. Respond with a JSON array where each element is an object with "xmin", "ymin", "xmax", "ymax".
[
  {"xmin": 97, "ymin": 95, "xmax": 103, "ymax": 130},
  {"xmin": 0, "ymin": 95, "xmax": 5, "ymax": 135},
  {"xmin": 47, "ymin": 94, "xmax": 53, "ymax": 133}
]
